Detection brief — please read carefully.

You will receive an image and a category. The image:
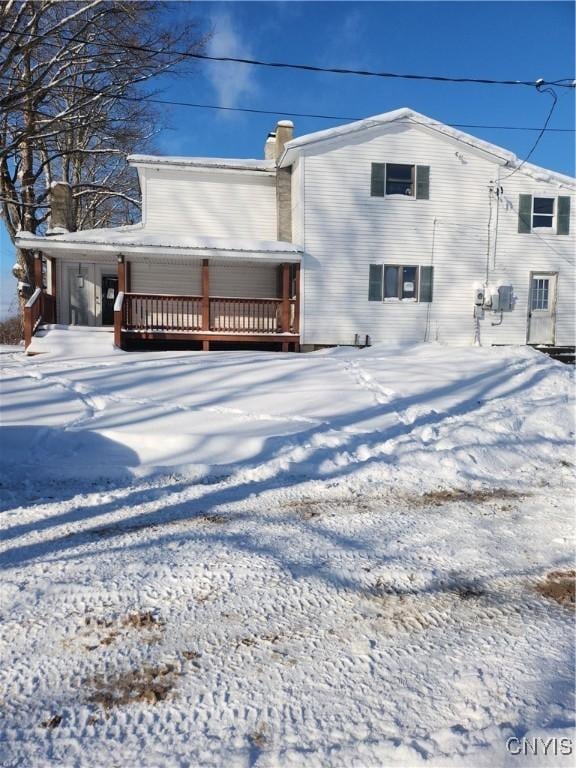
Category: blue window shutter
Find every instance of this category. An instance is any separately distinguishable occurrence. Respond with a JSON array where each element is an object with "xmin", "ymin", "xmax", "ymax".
[
  {"xmin": 419, "ymin": 266, "xmax": 434, "ymax": 302},
  {"xmin": 557, "ymin": 196, "xmax": 570, "ymax": 235},
  {"xmin": 371, "ymin": 164, "xmax": 385, "ymax": 197},
  {"xmin": 518, "ymin": 194, "xmax": 532, "ymax": 233},
  {"xmin": 368, "ymin": 264, "xmax": 383, "ymax": 301},
  {"xmin": 416, "ymin": 166, "xmax": 430, "ymax": 199}
]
